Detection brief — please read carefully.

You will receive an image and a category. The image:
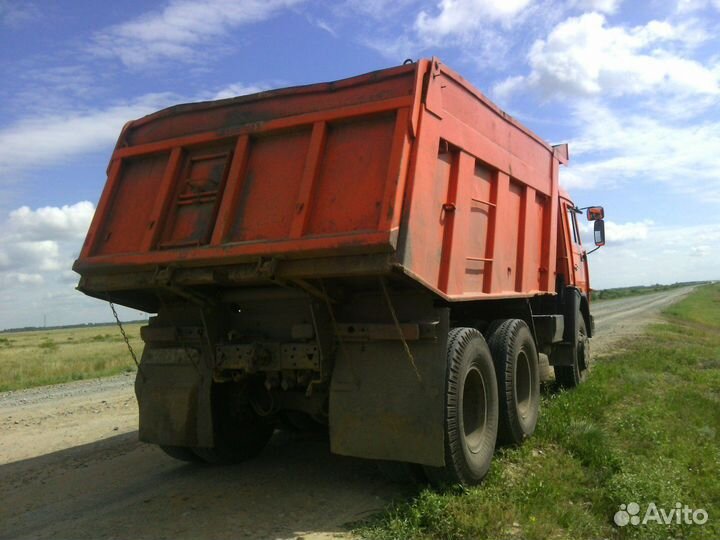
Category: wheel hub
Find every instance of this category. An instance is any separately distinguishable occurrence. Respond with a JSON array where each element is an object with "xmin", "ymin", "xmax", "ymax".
[{"xmin": 462, "ymin": 366, "xmax": 488, "ymax": 454}]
